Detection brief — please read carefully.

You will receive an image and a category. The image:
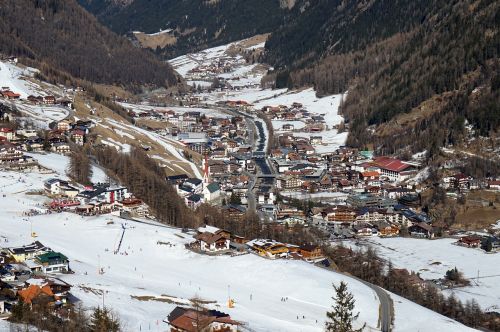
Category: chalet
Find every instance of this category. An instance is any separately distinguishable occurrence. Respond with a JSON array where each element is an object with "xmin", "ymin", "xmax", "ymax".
[
  {"xmin": 299, "ymin": 245, "xmax": 324, "ymax": 262},
  {"xmin": 276, "ymin": 175, "xmax": 303, "ymax": 189},
  {"xmin": 17, "ymin": 284, "xmax": 57, "ymax": 306},
  {"xmin": 164, "ymin": 306, "xmax": 239, "ymax": 332},
  {"xmin": 247, "ymin": 239, "xmax": 289, "ymax": 259},
  {"xmin": 0, "ymin": 127, "xmax": 15, "ymax": 141},
  {"xmin": 375, "ymin": 221, "xmax": 400, "ymax": 237},
  {"xmin": 119, "ymin": 198, "xmax": 148, "ymax": 217},
  {"xmin": 70, "ymin": 129, "xmax": 85, "ymax": 145},
  {"xmin": 22, "ymin": 138, "xmax": 45, "ymax": 152},
  {"xmin": 28, "ymin": 251, "xmax": 69, "ymax": 274},
  {"xmin": 353, "ymin": 223, "xmax": 375, "ymax": 237},
  {"xmin": 193, "ymin": 232, "xmax": 230, "ymax": 253},
  {"xmin": 7, "ymin": 241, "xmax": 50, "ymax": 262},
  {"xmin": 25, "ymin": 277, "xmax": 72, "ymax": 304},
  {"xmin": 360, "ymin": 171, "xmax": 380, "ymax": 186},
  {"xmin": 324, "ymin": 206, "xmax": 357, "ymax": 223},
  {"xmin": 51, "ymin": 142, "xmax": 71, "ymax": 154},
  {"xmin": 408, "ymin": 222, "xmax": 434, "ymax": 238},
  {"xmin": 457, "ymin": 235, "xmax": 482, "ymax": 248},
  {"xmin": 443, "ymin": 174, "xmax": 469, "ymax": 190},
  {"xmin": 58, "ymin": 99, "xmax": 73, "ymax": 108},
  {"xmin": 384, "ymin": 186, "xmax": 413, "ymax": 199},
  {"xmin": 0, "ymin": 144, "xmax": 25, "ymax": 164},
  {"xmin": 27, "ymin": 95, "xmax": 43, "ymax": 104},
  {"xmin": 355, "ymin": 208, "xmax": 387, "ymax": 224},
  {"xmin": 43, "ymin": 96, "xmax": 56, "ymax": 105},
  {"xmin": 296, "ymin": 143, "xmax": 315, "ymax": 155}
]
